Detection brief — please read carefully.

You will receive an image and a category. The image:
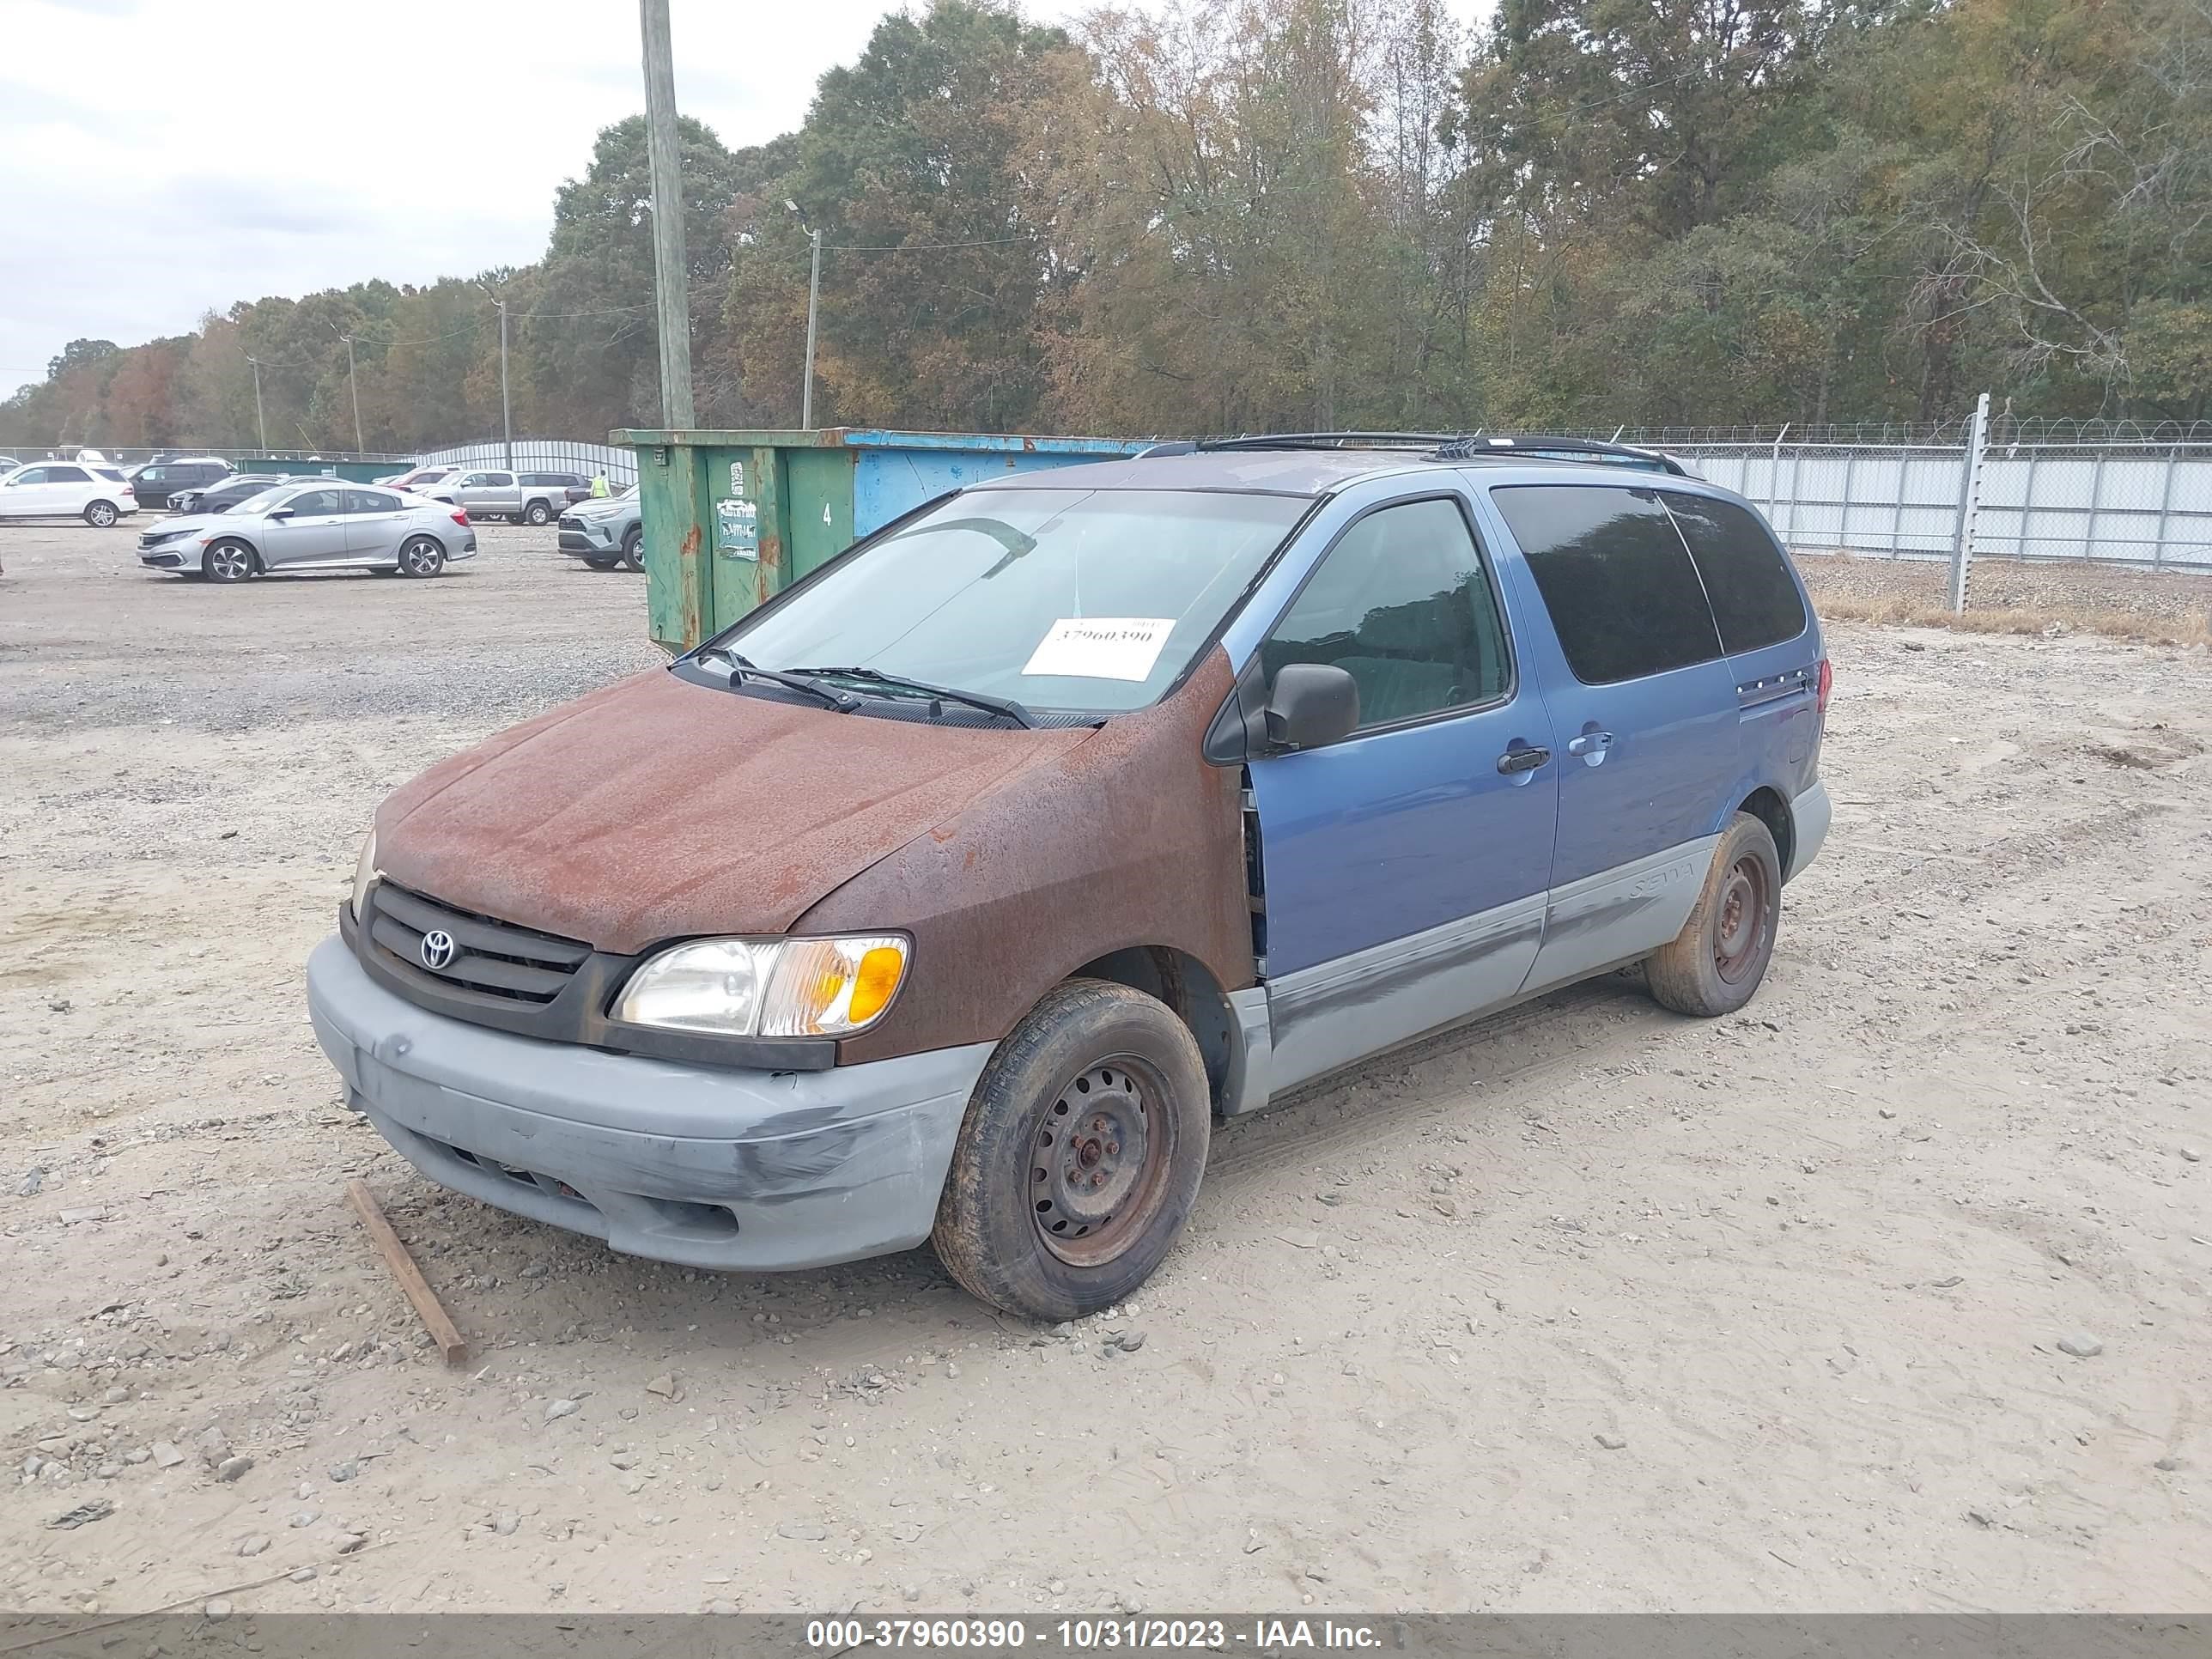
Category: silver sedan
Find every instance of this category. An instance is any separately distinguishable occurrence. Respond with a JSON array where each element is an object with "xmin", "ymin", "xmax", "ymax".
[{"xmin": 135, "ymin": 483, "xmax": 479, "ymax": 582}]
